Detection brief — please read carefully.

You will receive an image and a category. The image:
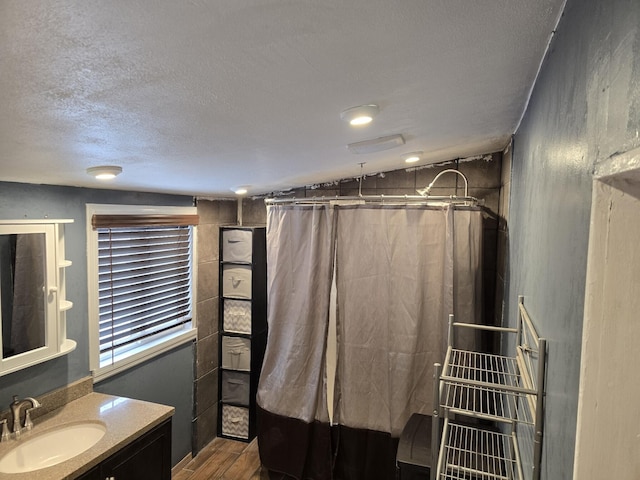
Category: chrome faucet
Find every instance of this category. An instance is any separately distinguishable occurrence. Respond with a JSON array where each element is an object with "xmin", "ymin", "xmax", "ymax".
[
  {"xmin": 9, "ymin": 396, "xmax": 41, "ymax": 438},
  {"xmin": 0, "ymin": 419, "xmax": 9, "ymax": 442}
]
